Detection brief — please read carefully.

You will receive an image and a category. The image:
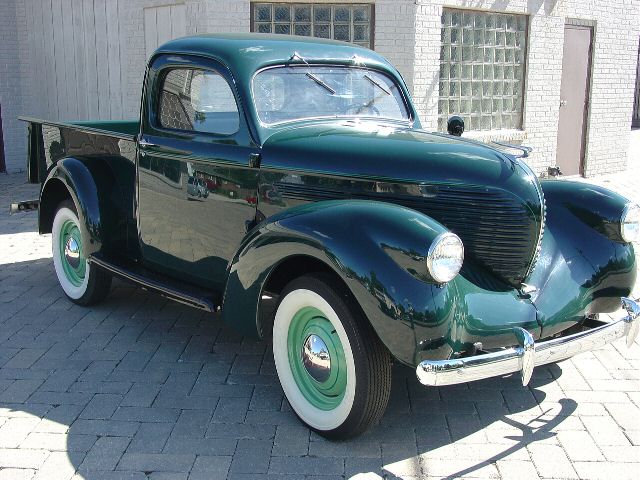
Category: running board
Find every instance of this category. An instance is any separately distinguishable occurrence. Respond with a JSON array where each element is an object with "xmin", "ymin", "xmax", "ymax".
[{"xmin": 88, "ymin": 253, "xmax": 219, "ymax": 312}]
